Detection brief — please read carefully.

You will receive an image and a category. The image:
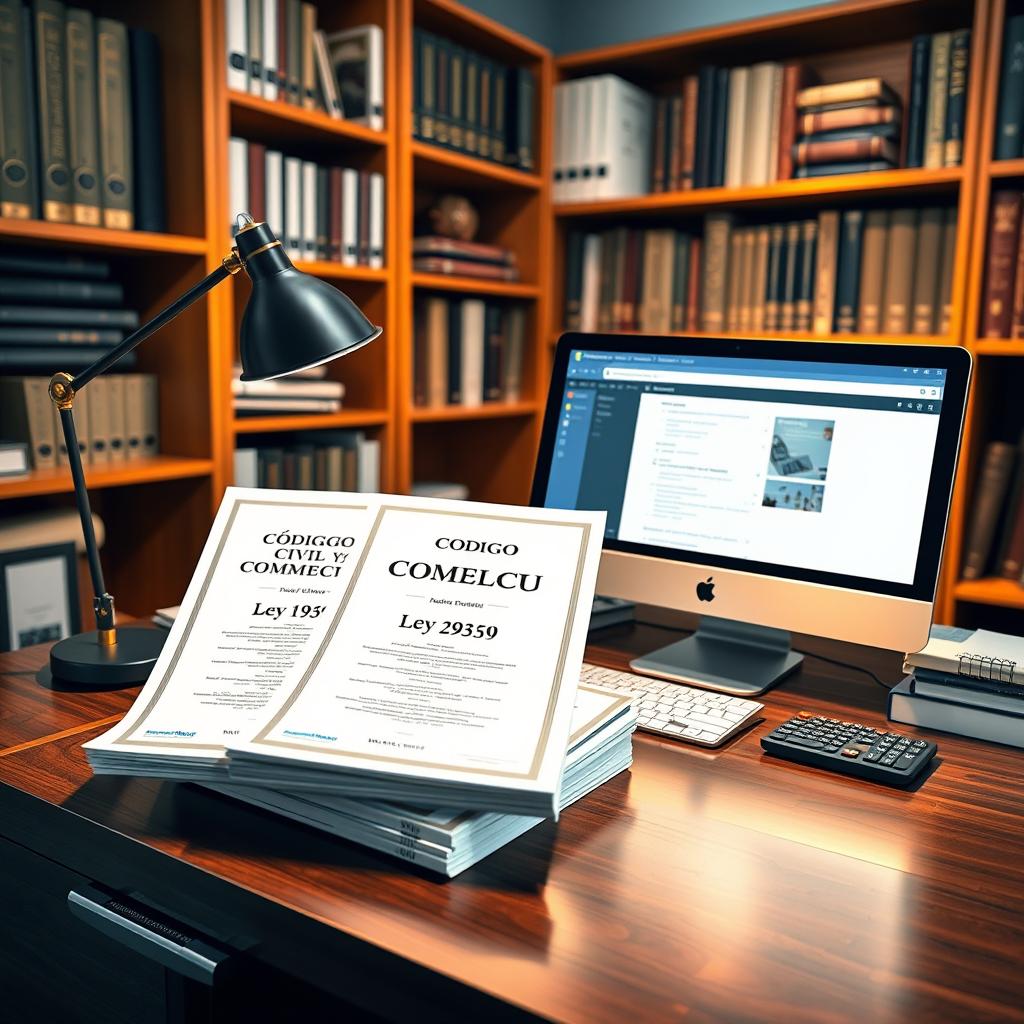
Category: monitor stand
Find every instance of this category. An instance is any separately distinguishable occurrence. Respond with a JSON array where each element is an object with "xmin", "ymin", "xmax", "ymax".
[{"xmin": 629, "ymin": 616, "xmax": 804, "ymax": 697}]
